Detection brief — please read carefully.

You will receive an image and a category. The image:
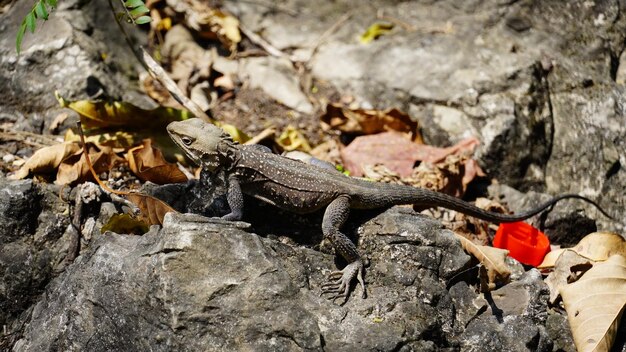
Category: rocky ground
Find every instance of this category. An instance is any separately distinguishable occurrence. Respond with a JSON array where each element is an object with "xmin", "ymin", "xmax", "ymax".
[{"xmin": 1, "ymin": 0, "xmax": 625, "ymax": 351}]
